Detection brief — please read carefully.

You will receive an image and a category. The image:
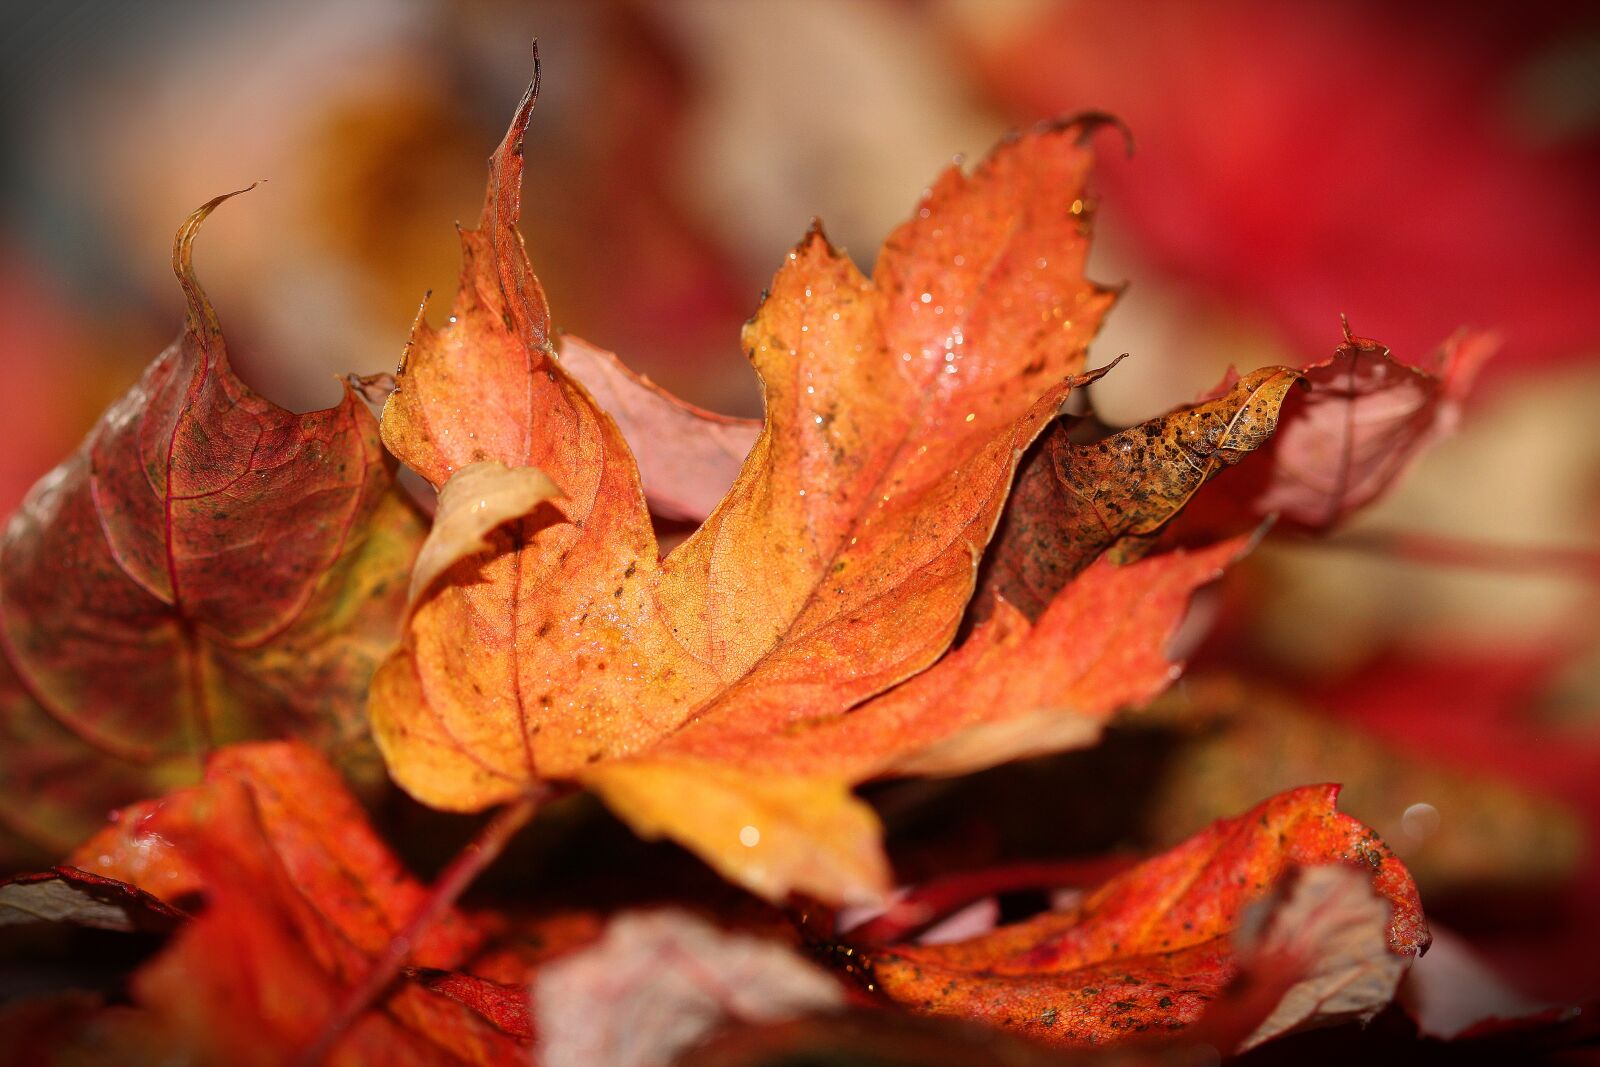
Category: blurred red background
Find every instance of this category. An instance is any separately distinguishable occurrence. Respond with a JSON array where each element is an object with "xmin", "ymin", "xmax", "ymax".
[{"xmin": 2, "ymin": 0, "xmax": 1597, "ymax": 1012}]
